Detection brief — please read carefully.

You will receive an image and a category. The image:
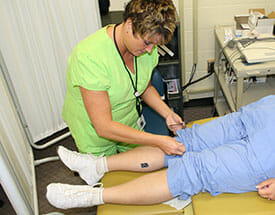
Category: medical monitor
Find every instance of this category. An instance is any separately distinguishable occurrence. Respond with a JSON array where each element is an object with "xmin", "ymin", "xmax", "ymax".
[{"xmin": 237, "ymin": 38, "xmax": 275, "ymax": 63}]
